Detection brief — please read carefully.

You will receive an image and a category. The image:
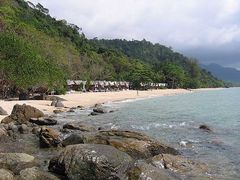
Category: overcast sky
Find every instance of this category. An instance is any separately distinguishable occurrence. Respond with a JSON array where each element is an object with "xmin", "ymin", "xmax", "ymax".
[{"xmin": 29, "ymin": 0, "xmax": 240, "ymax": 69}]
